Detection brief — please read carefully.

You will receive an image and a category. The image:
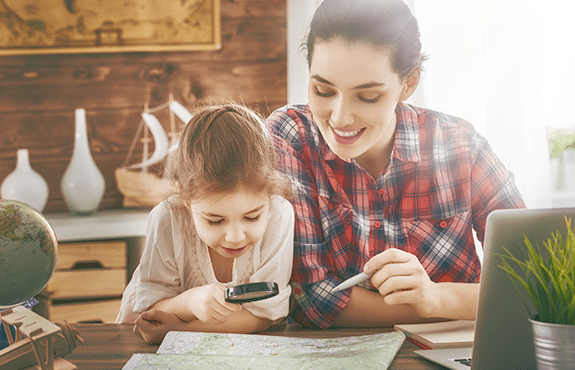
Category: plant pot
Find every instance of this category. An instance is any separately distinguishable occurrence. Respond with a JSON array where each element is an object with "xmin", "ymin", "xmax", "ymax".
[{"xmin": 529, "ymin": 317, "xmax": 575, "ymax": 370}]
